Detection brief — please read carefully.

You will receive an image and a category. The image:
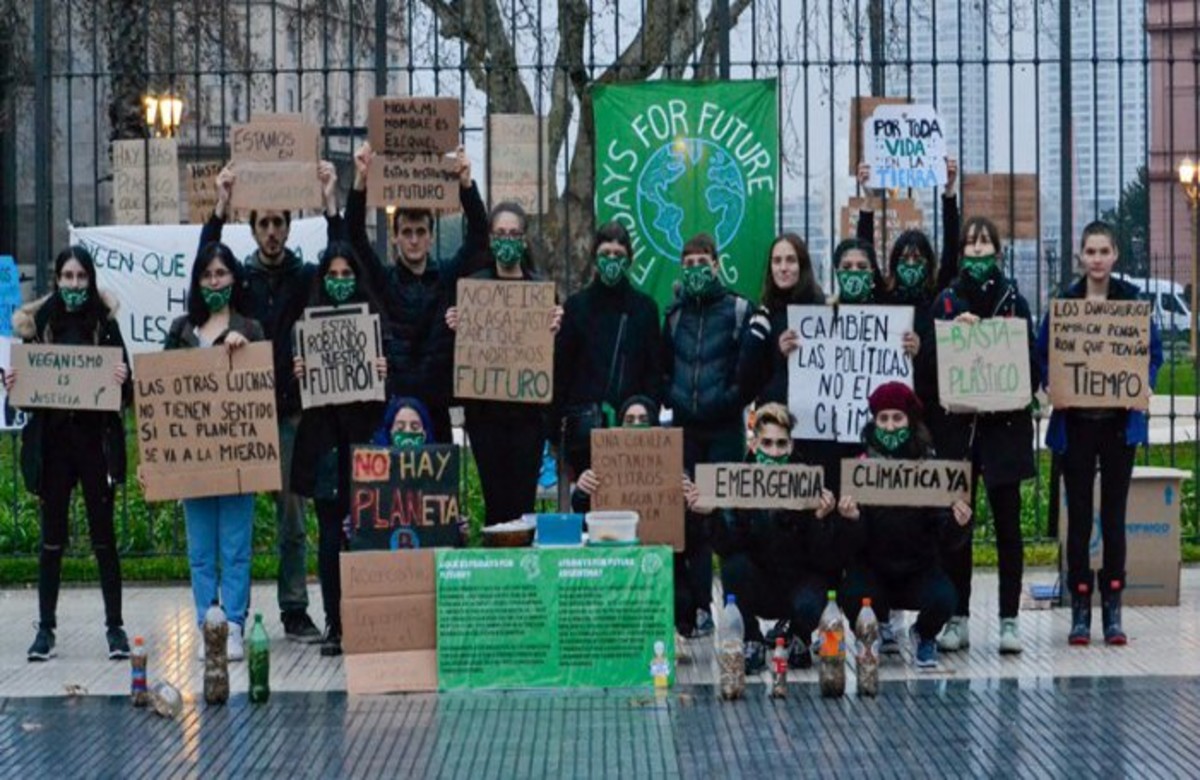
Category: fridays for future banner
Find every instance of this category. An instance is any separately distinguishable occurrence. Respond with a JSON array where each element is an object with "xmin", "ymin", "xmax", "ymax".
[
  {"xmin": 69, "ymin": 218, "xmax": 328, "ymax": 354},
  {"xmin": 592, "ymin": 80, "xmax": 779, "ymax": 311}
]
